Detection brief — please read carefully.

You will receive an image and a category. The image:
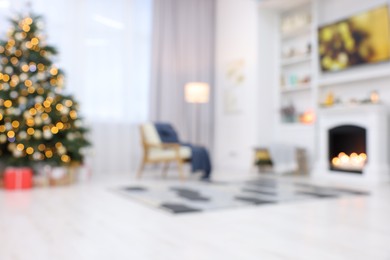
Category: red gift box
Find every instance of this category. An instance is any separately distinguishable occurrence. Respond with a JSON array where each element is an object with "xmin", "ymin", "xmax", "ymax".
[{"xmin": 4, "ymin": 167, "xmax": 33, "ymax": 190}]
